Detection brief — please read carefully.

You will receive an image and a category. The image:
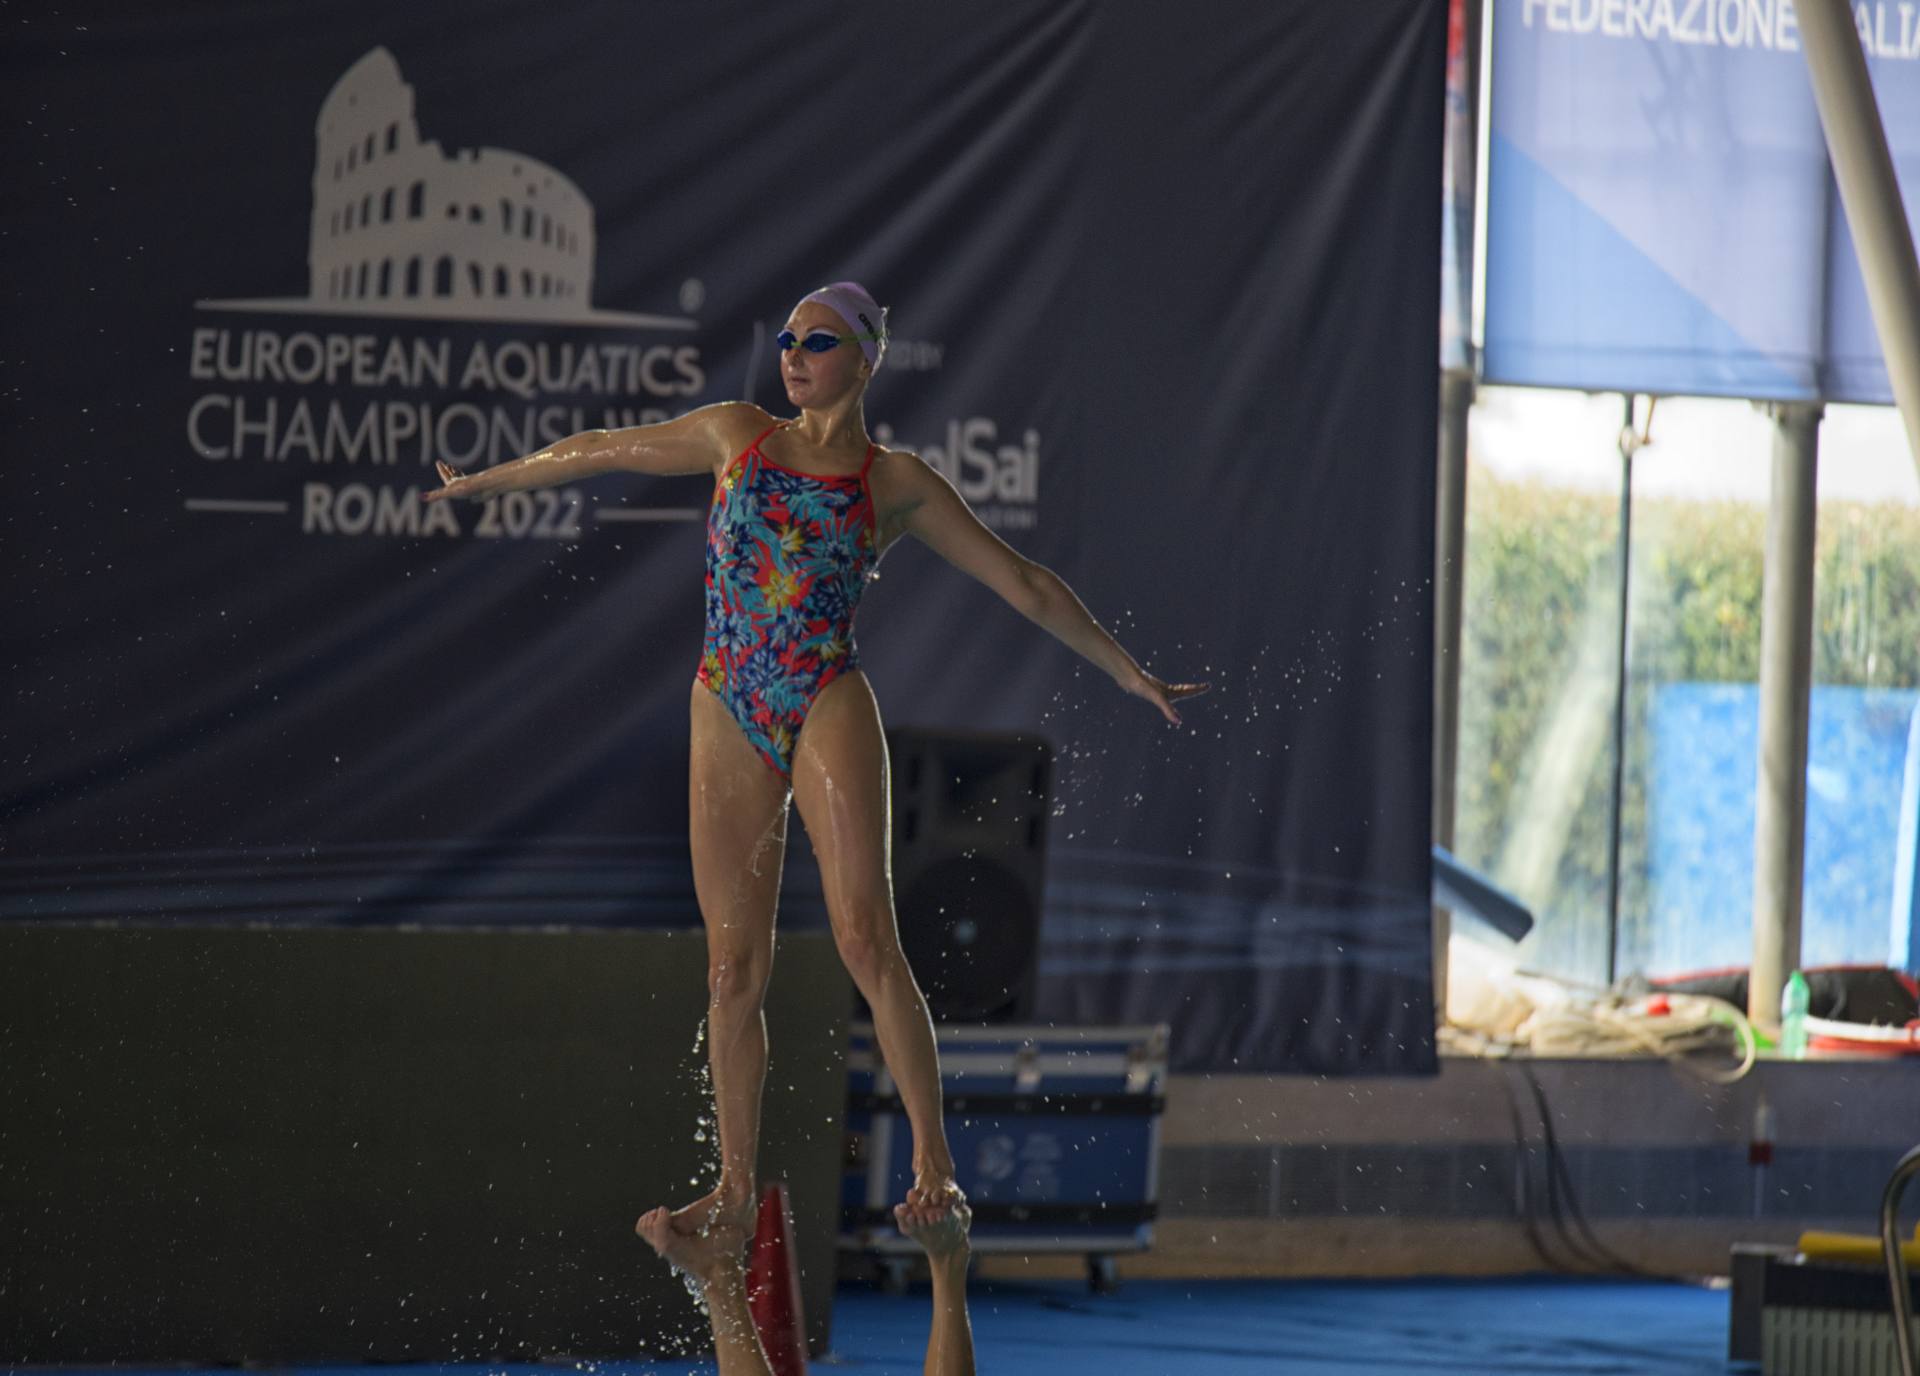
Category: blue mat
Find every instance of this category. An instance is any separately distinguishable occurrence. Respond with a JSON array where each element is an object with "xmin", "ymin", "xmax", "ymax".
[
  {"xmin": 9, "ymin": 1275, "xmax": 1731, "ymax": 1376},
  {"xmin": 831, "ymin": 1276, "xmax": 1730, "ymax": 1375}
]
